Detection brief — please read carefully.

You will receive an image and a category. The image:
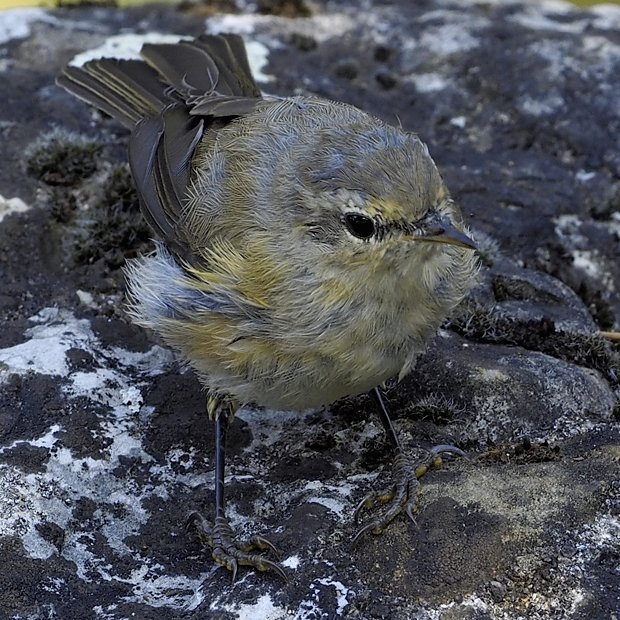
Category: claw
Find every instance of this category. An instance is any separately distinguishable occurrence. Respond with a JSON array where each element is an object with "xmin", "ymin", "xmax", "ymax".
[
  {"xmin": 188, "ymin": 512, "xmax": 287, "ymax": 581},
  {"xmin": 246, "ymin": 535, "xmax": 281, "ymax": 559},
  {"xmin": 404, "ymin": 501, "xmax": 417, "ymax": 525},
  {"xmin": 353, "ymin": 494, "xmax": 372, "ymax": 524},
  {"xmin": 353, "ymin": 444, "xmax": 466, "ymax": 542},
  {"xmin": 186, "ymin": 511, "xmax": 214, "ymax": 546},
  {"xmin": 351, "ymin": 520, "xmax": 377, "ymax": 545},
  {"xmin": 353, "ymin": 485, "xmax": 396, "ymax": 524},
  {"xmin": 429, "ymin": 444, "xmax": 466, "ymax": 458},
  {"xmin": 253, "ymin": 556, "xmax": 289, "ymax": 582}
]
